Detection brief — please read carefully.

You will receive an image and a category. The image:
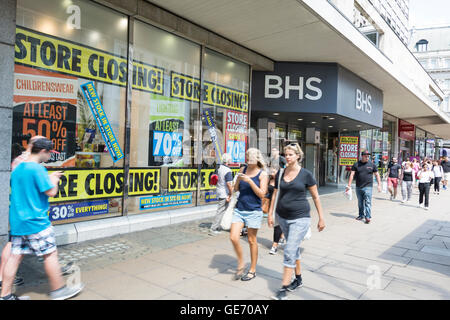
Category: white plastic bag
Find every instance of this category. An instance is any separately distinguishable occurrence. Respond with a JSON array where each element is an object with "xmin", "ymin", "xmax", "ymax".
[
  {"xmin": 344, "ymin": 187, "xmax": 352, "ymax": 201},
  {"xmin": 220, "ymin": 193, "xmax": 237, "ymax": 231},
  {"xmin": 382, "ymin": 180, "xmax": 388, "ymax": 193}
]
